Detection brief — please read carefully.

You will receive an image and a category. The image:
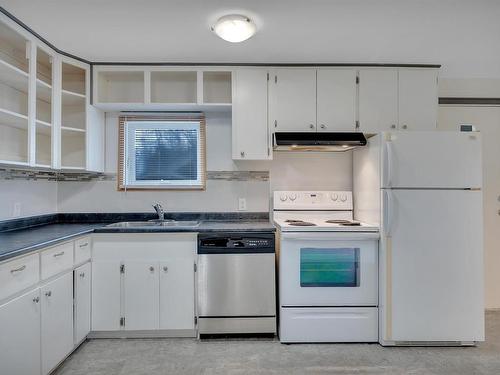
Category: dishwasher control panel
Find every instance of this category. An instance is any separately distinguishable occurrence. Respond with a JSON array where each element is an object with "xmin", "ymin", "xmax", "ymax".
[{"xmin": 198, "ymin": 233, "xmax": 275, "ymax": 254}]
